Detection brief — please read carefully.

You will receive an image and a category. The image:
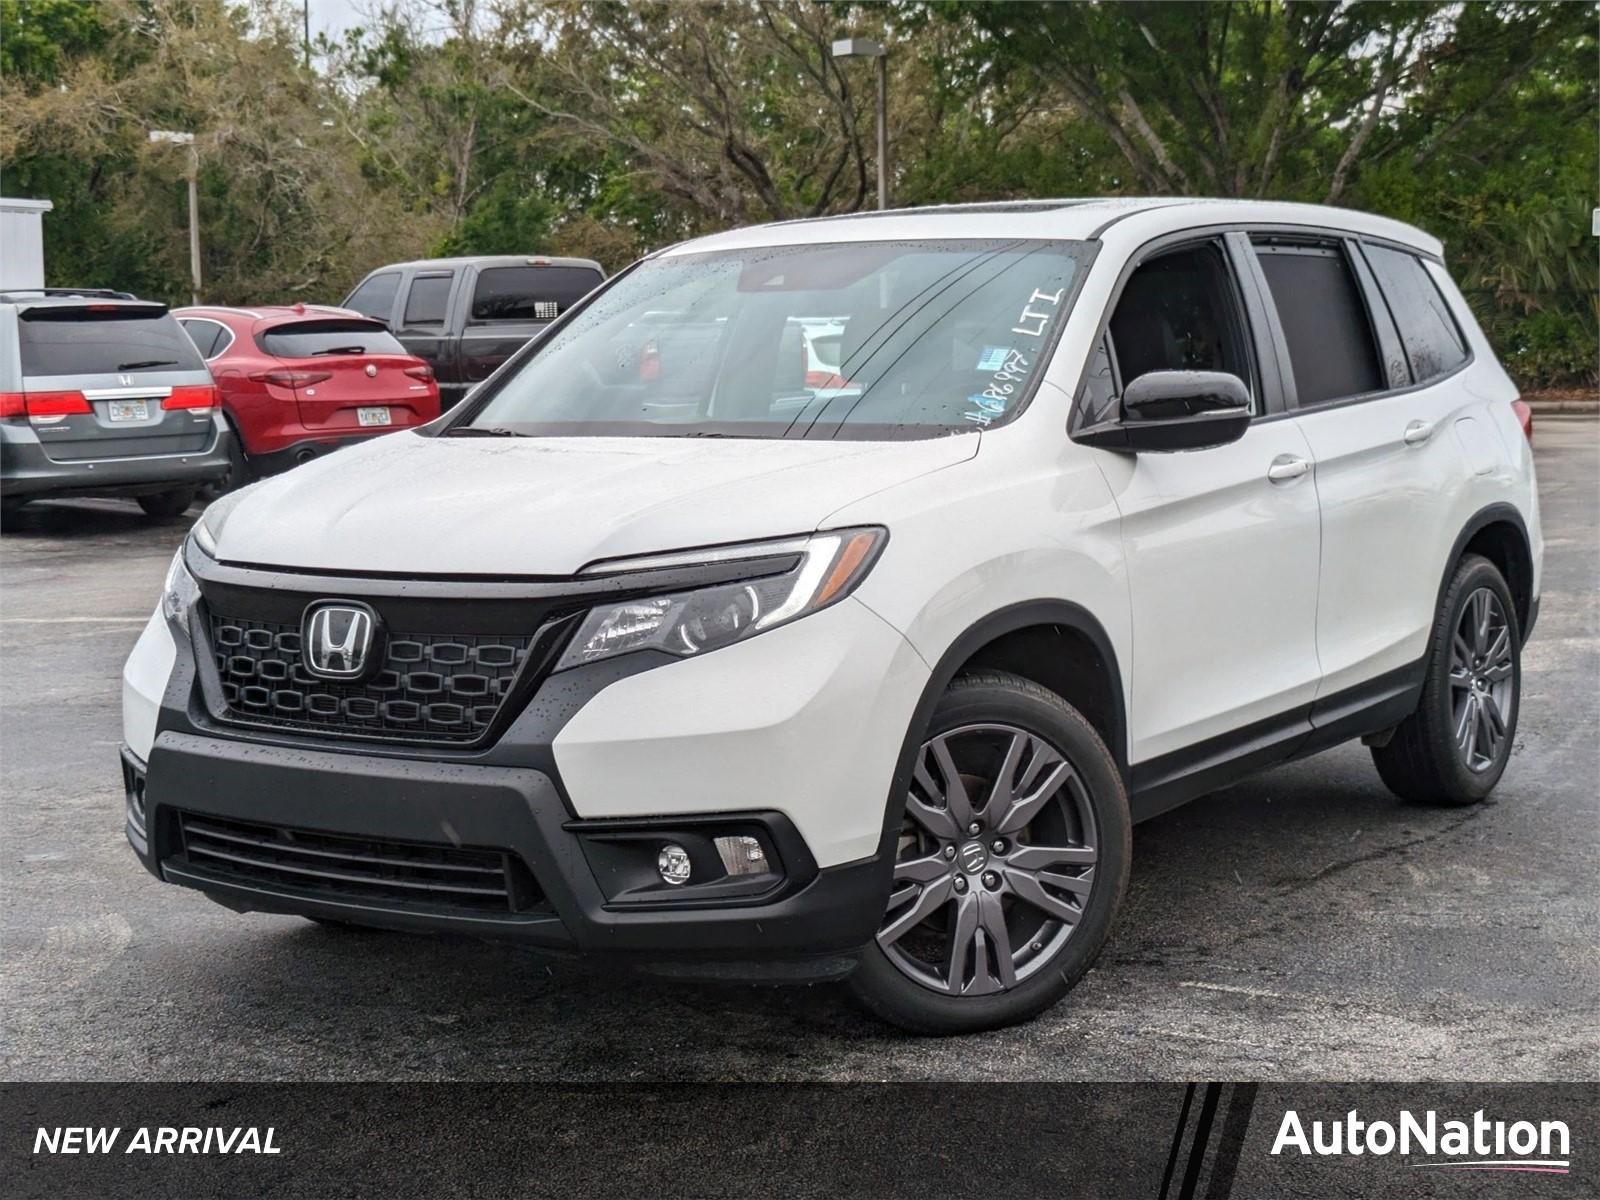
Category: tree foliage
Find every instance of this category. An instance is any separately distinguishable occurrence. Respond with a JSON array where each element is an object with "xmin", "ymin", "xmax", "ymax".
[{"xmin": 1, "ymin": 0, "xmax": 1593, "ymax": 386}]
